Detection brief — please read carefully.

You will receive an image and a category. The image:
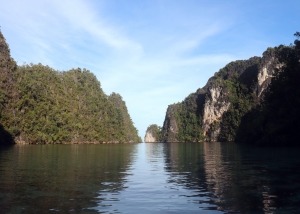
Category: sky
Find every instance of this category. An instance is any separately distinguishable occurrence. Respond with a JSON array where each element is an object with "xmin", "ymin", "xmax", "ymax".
[{"xmin": 0, "ymin": 0, "xmax": 299, "ymax": 140}]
